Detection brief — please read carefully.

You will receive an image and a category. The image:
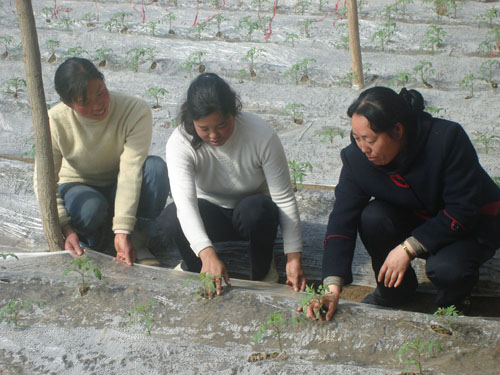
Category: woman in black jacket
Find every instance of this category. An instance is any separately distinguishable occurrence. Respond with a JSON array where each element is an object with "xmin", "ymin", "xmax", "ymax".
[{"xmin": 304, "ymin": 87, "xmax": 500, "ymax": 320}]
